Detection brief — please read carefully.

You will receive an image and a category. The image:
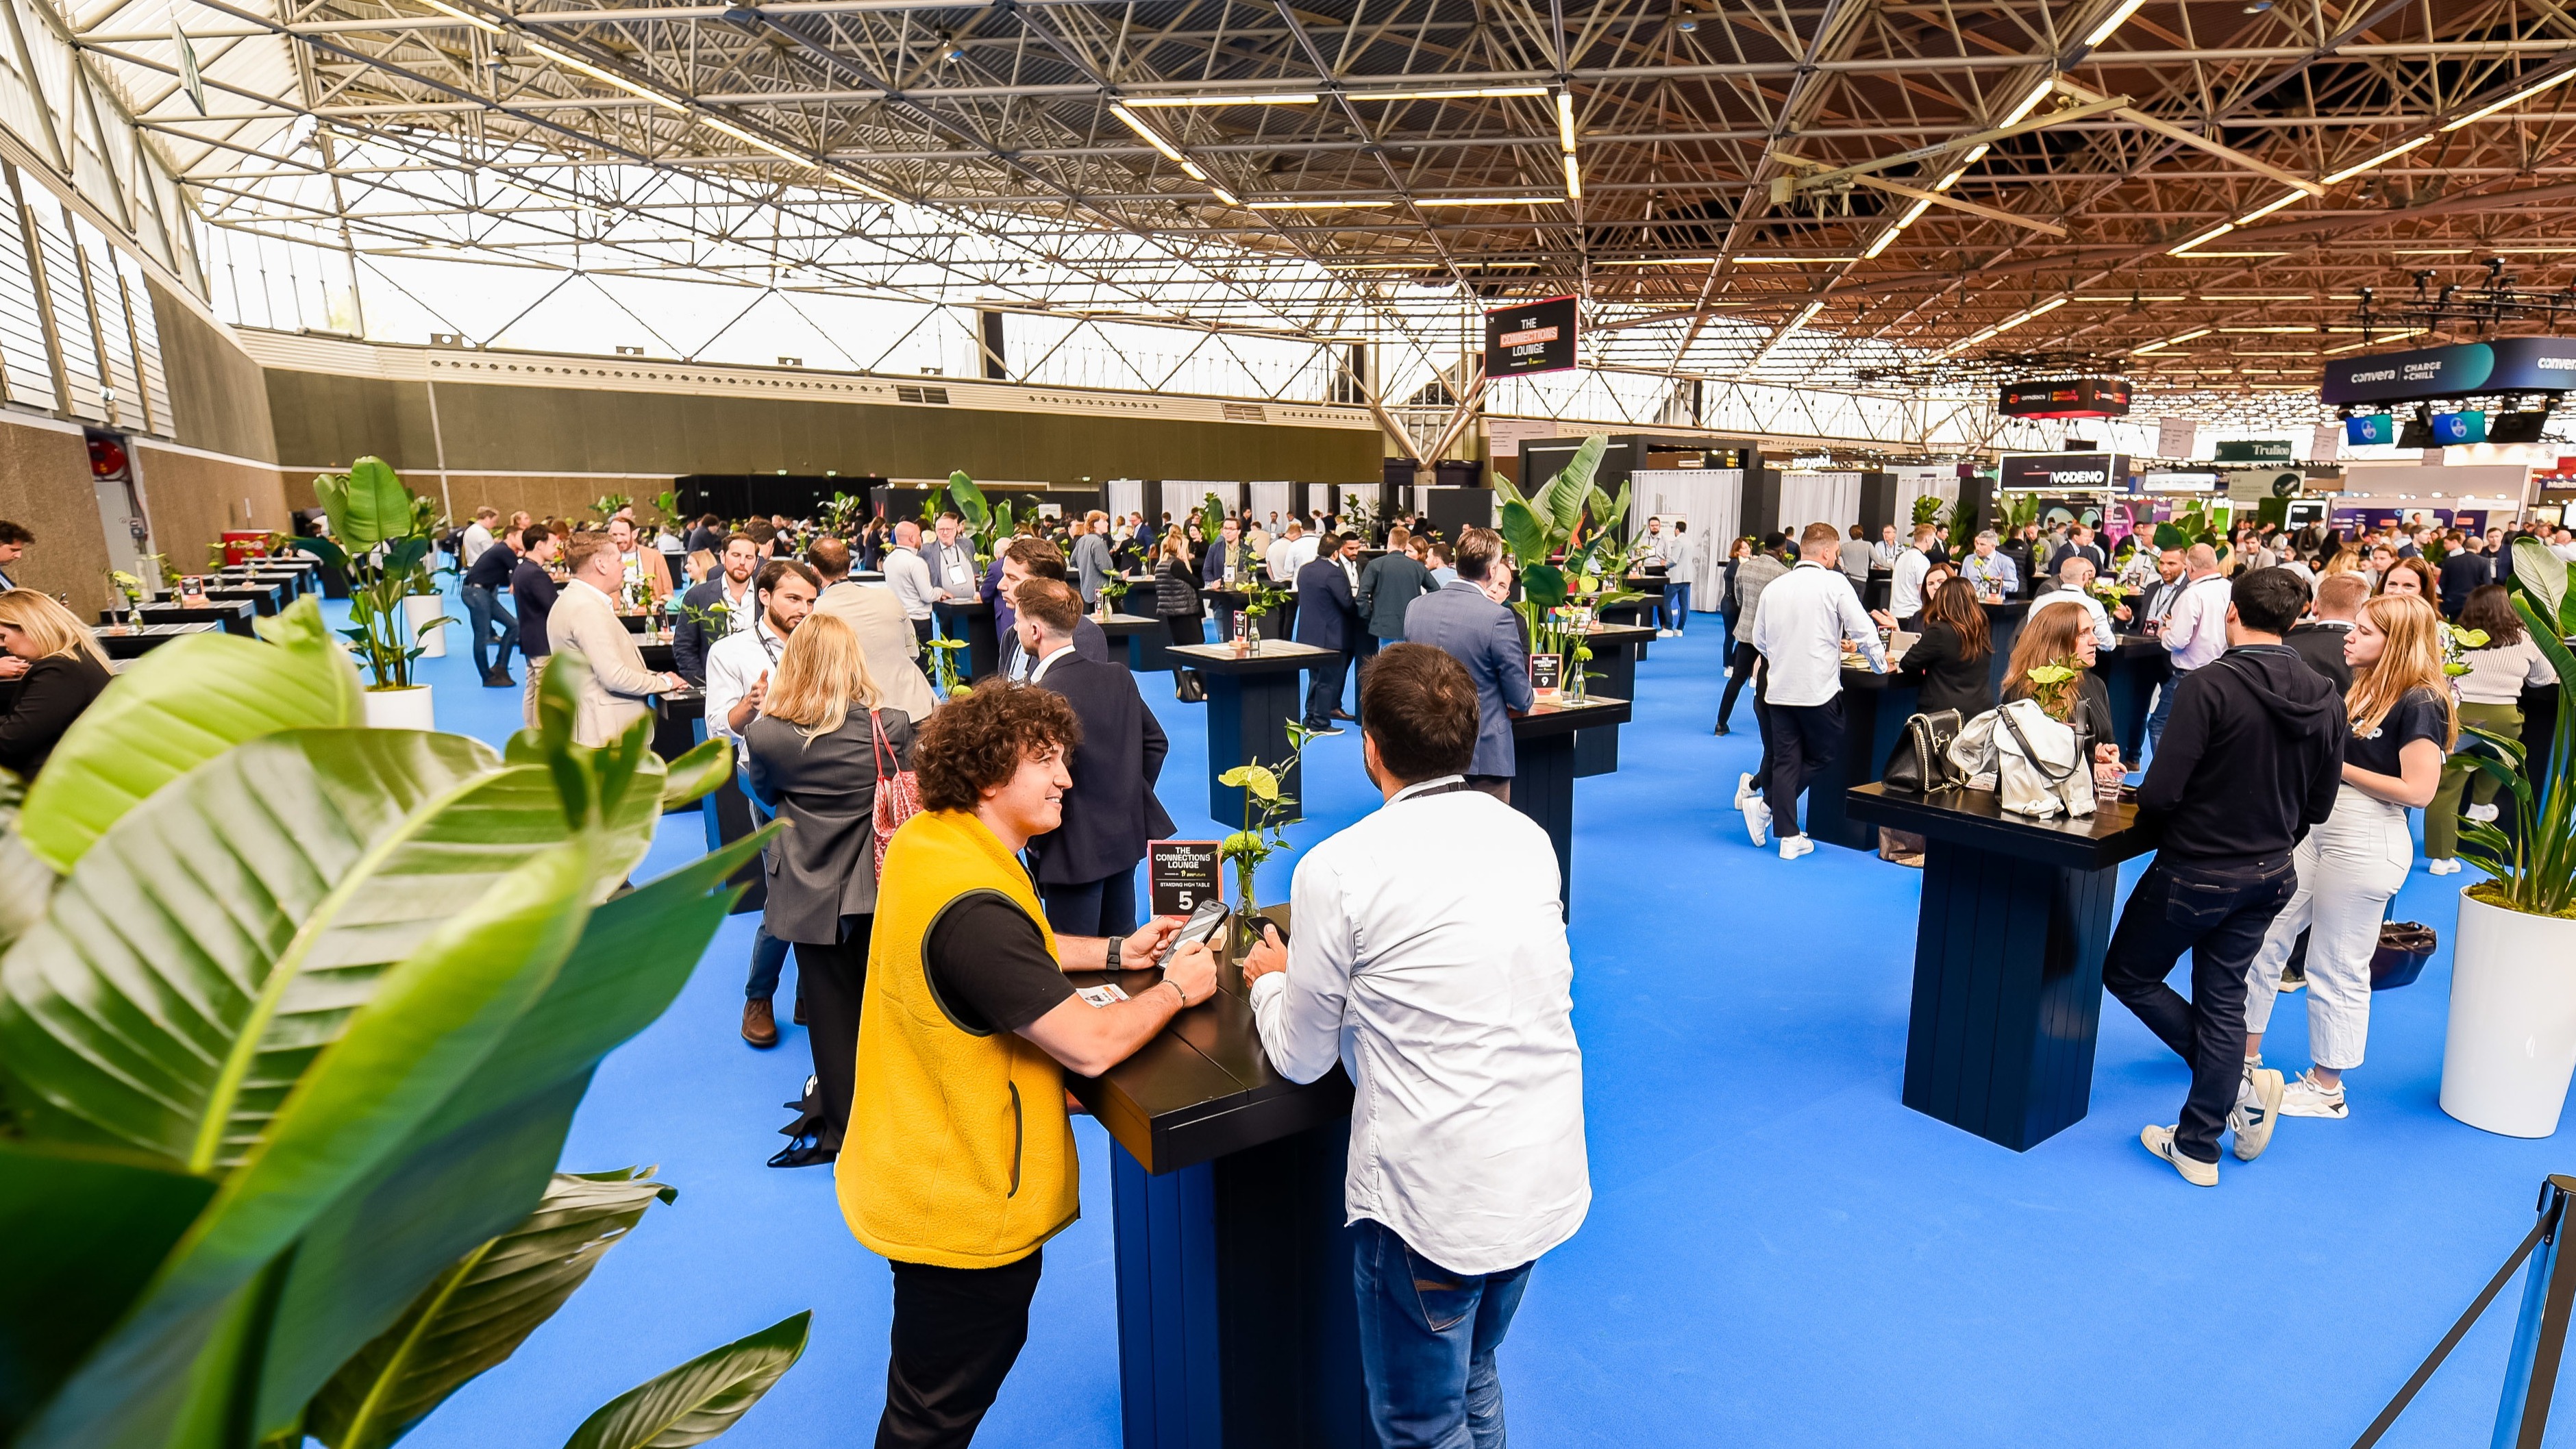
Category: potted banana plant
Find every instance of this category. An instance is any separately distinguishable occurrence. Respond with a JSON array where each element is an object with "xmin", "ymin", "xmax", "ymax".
[
  {"xmin": 283, "ymin": 458, "xmax": 454, "ymax": 728},
  {"xmin": 1496, "ymin": 434, "xmax": 1647, "ymax": 689},
  {"xmin": 2440, "ymin": 538, "xmax": 2576, "ymax": 1135}
]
